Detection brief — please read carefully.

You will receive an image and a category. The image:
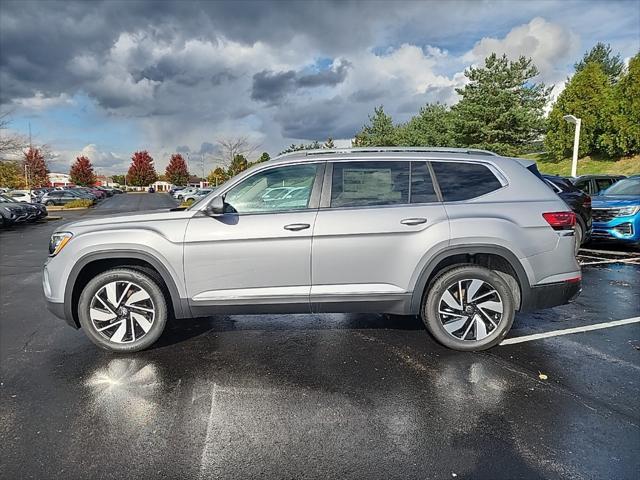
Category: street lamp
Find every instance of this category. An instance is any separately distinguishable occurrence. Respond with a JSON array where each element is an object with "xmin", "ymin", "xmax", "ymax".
[{"xmin": 563, "ymin": 114, "xmax": 582, "ymax": 178}]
